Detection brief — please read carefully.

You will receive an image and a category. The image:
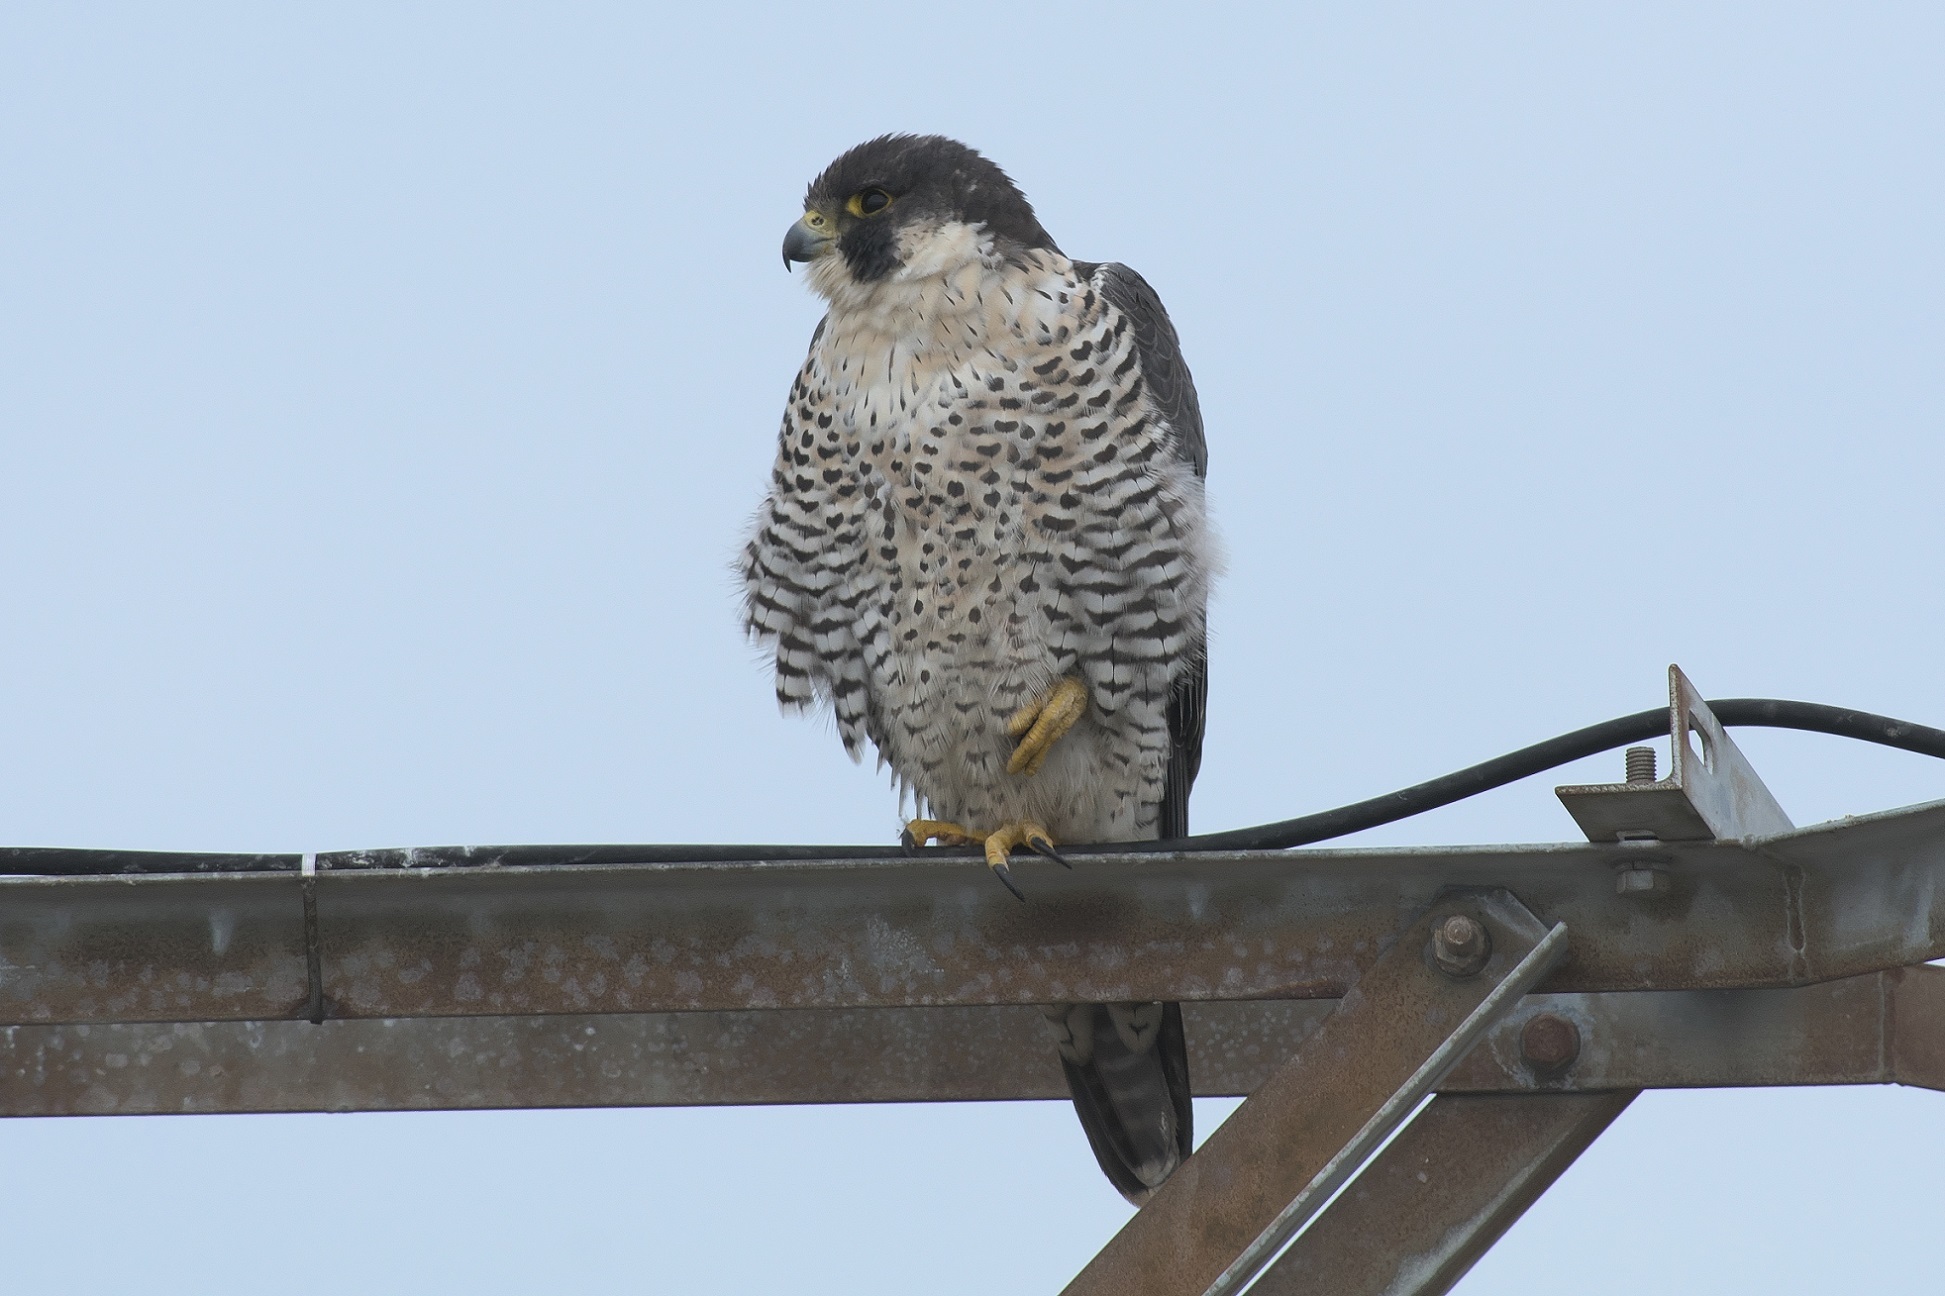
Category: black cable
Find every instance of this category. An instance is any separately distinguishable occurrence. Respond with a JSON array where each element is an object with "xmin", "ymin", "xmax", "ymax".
[
  {"xmin": 3, "ymin": 698, "xmax": 1942, "ymax": 875},
  {"xmin": 1157, "ymin": 698, "xmax": 1945, "ymax": 853}
]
